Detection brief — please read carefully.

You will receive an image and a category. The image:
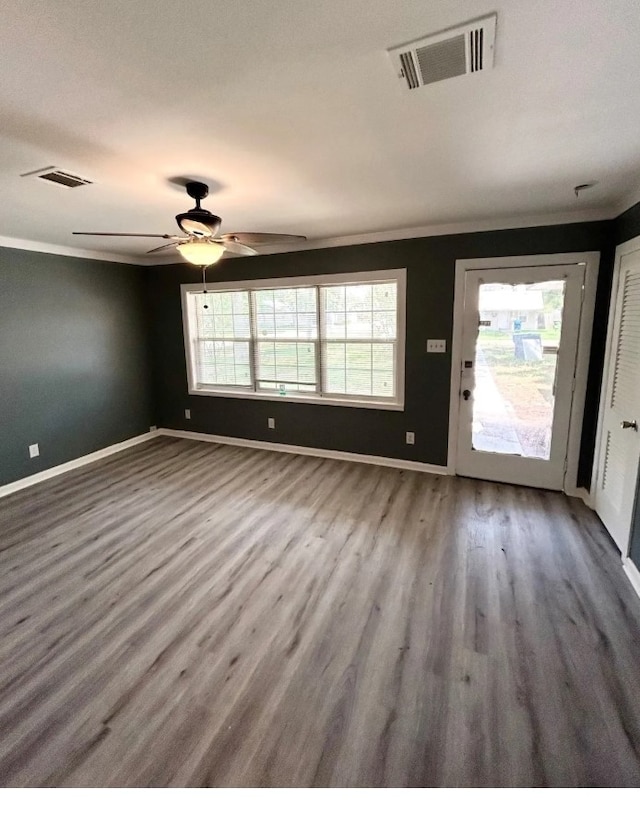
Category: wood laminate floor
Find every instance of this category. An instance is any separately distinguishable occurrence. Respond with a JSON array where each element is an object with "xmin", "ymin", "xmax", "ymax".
[{"xmin": 1, "ymin": 436, "xmax": 640, "ymax": 787}]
